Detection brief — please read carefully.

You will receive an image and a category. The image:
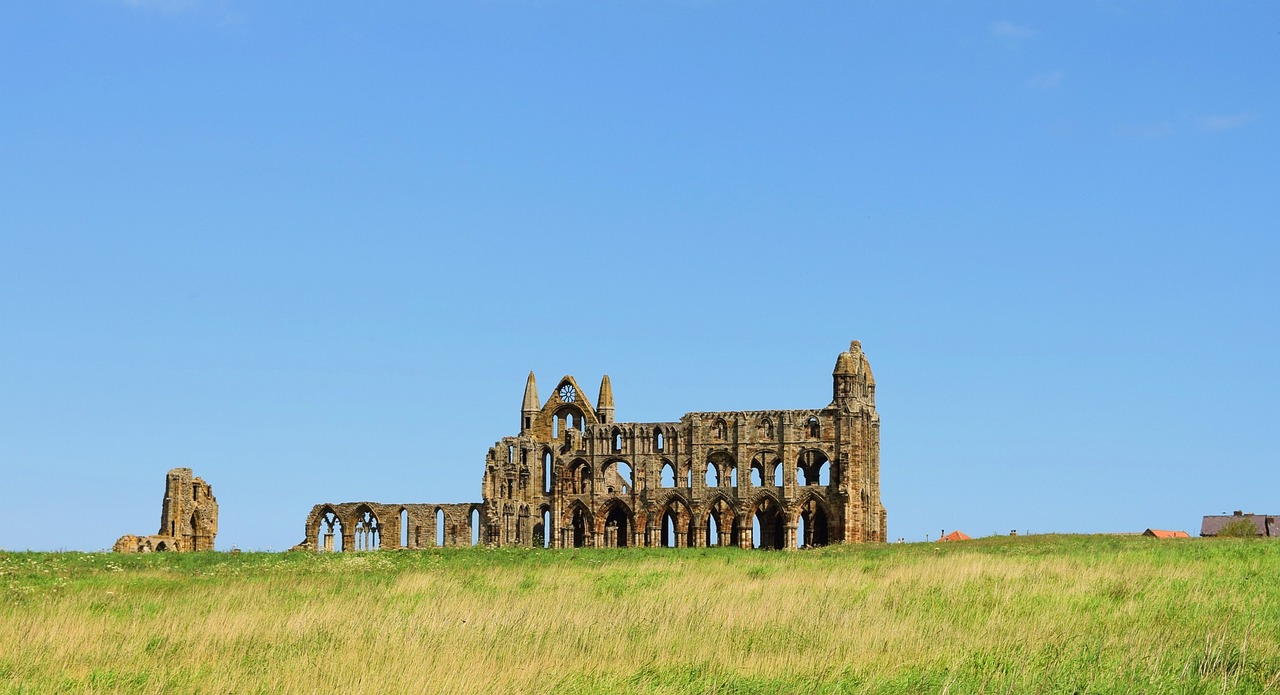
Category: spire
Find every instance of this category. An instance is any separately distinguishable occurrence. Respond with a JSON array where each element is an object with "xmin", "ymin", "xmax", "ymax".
[
  {"xmin": 596, "ymin": 374, "xmax": 614, "ymax": 424},
  {"xmin": 521, "ymin": 371, "xmax": 539, "ymax": 432}
]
